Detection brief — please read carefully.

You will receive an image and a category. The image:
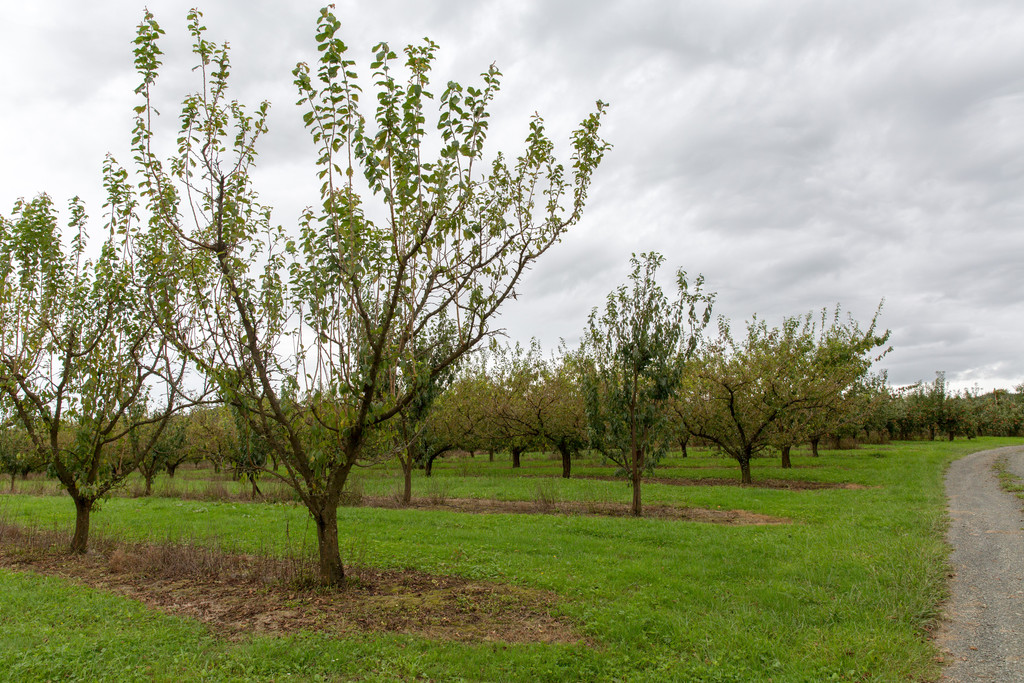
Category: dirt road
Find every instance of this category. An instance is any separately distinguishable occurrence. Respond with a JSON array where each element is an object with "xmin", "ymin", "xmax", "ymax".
[{"xmin": 937, "ymin": 446, "xmax": 1024, "ymax": 682}]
